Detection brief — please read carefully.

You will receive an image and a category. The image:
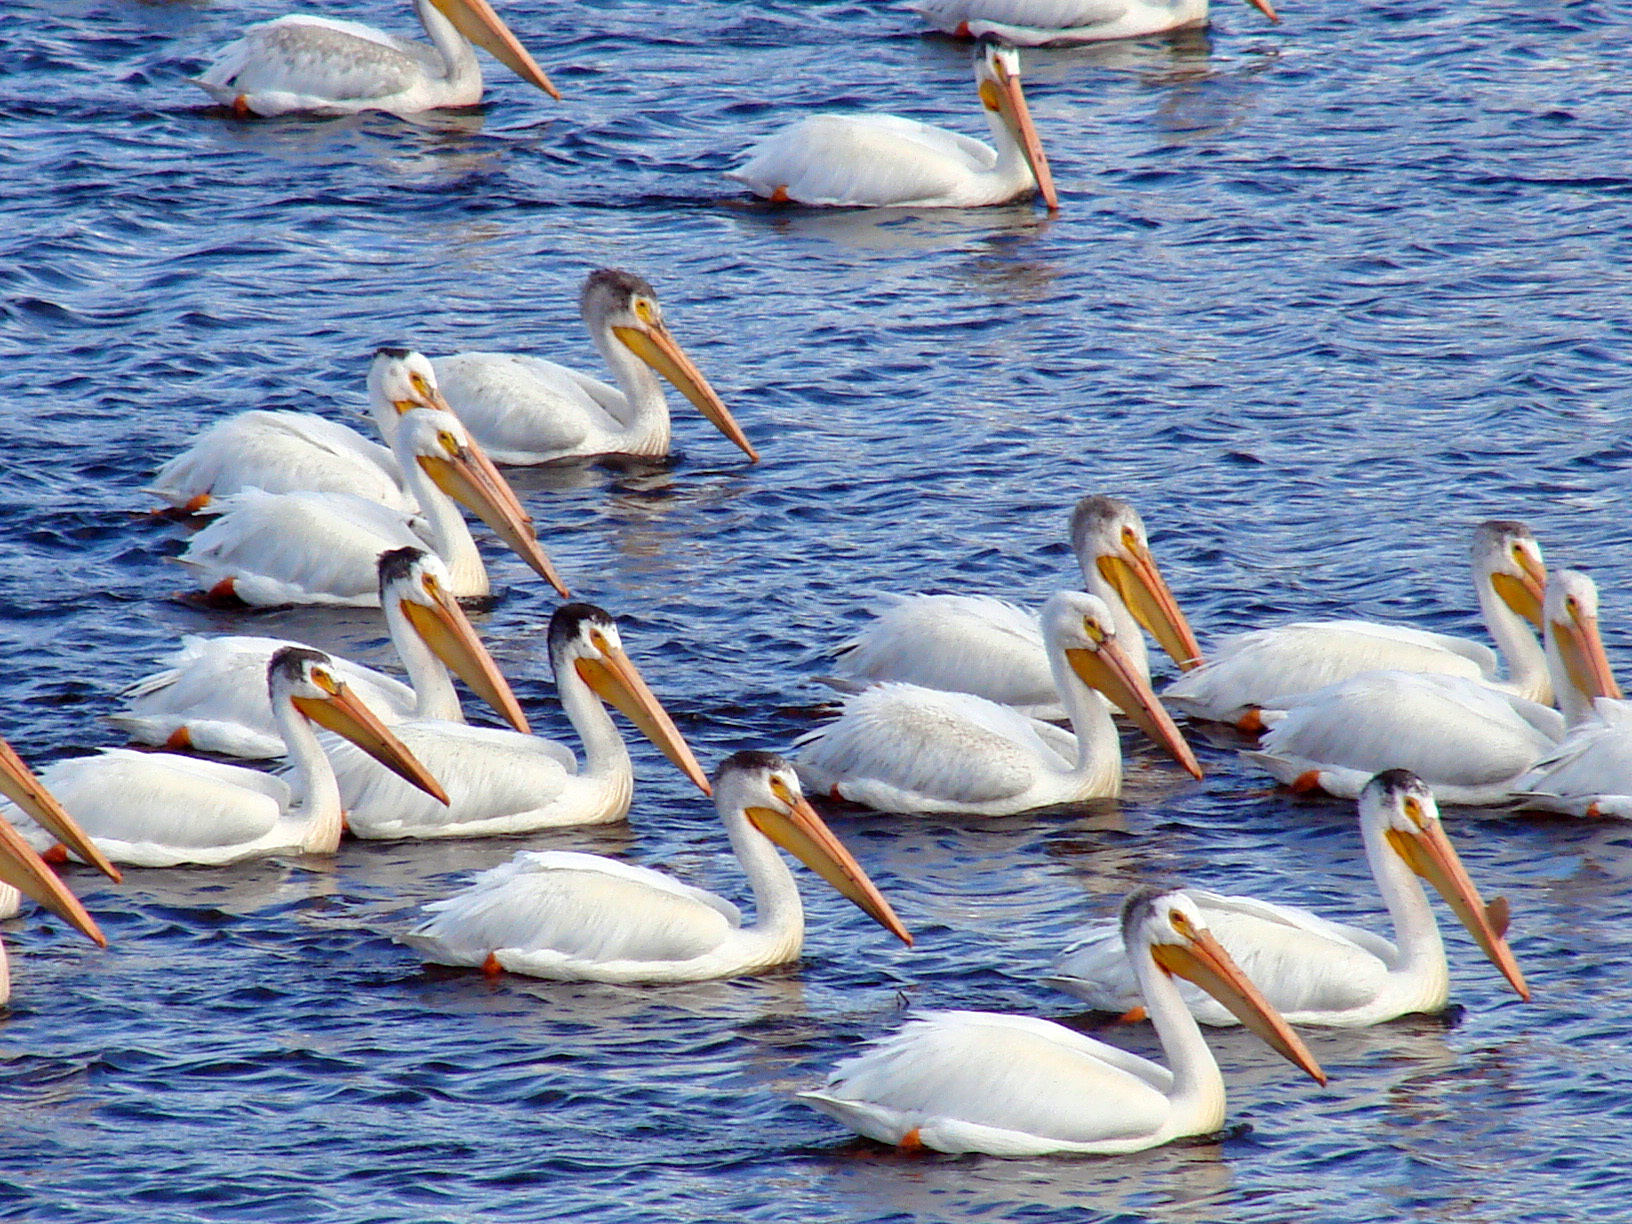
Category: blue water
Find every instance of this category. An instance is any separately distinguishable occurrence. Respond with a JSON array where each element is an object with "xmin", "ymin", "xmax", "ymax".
[{"xmin": 4, "ymin": 0, "xmax": 1632, "ymax": 1219}]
